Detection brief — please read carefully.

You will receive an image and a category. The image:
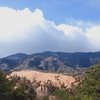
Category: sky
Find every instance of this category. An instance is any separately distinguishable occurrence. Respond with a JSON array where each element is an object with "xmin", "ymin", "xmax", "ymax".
[{"xmin": 0, "ymin": 0, "xmax": 100, "ymax": 57}]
